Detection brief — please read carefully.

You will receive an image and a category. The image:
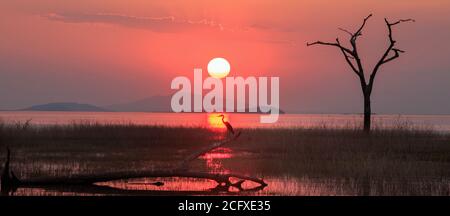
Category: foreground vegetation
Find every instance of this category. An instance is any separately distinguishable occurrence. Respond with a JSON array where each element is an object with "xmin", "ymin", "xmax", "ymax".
[{"xmin": 0, "ymin": 121, "xmax": 449, "ymax": 195}]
